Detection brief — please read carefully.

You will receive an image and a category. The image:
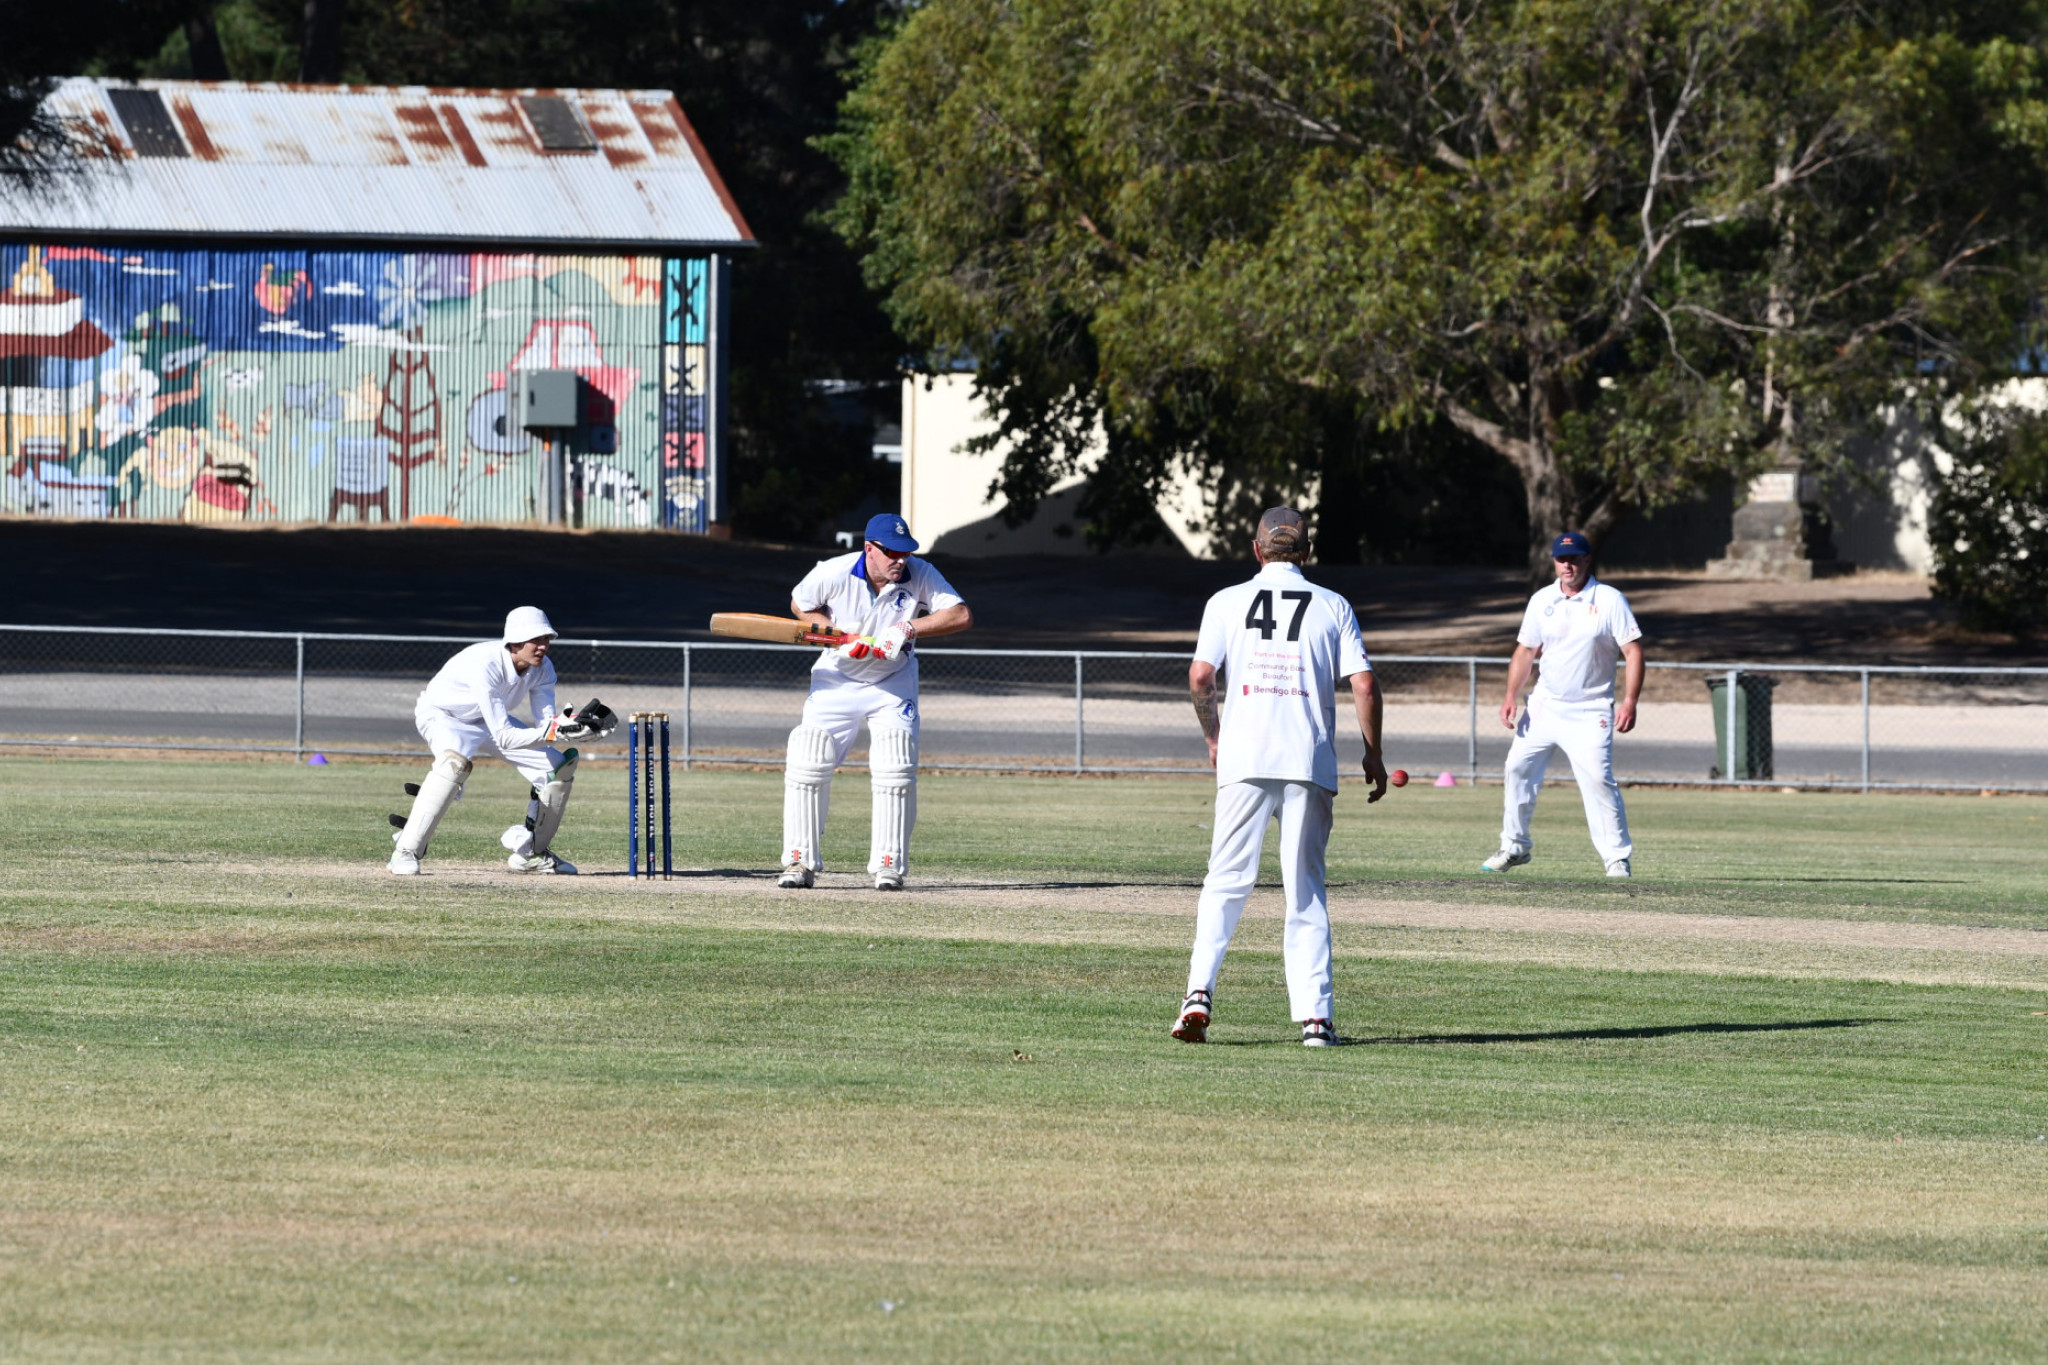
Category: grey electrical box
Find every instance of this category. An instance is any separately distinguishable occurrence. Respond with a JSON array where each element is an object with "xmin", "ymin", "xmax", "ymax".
[{"xmin": 520, "ymin": 370, "xmax": 579, "ymax": 429}]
